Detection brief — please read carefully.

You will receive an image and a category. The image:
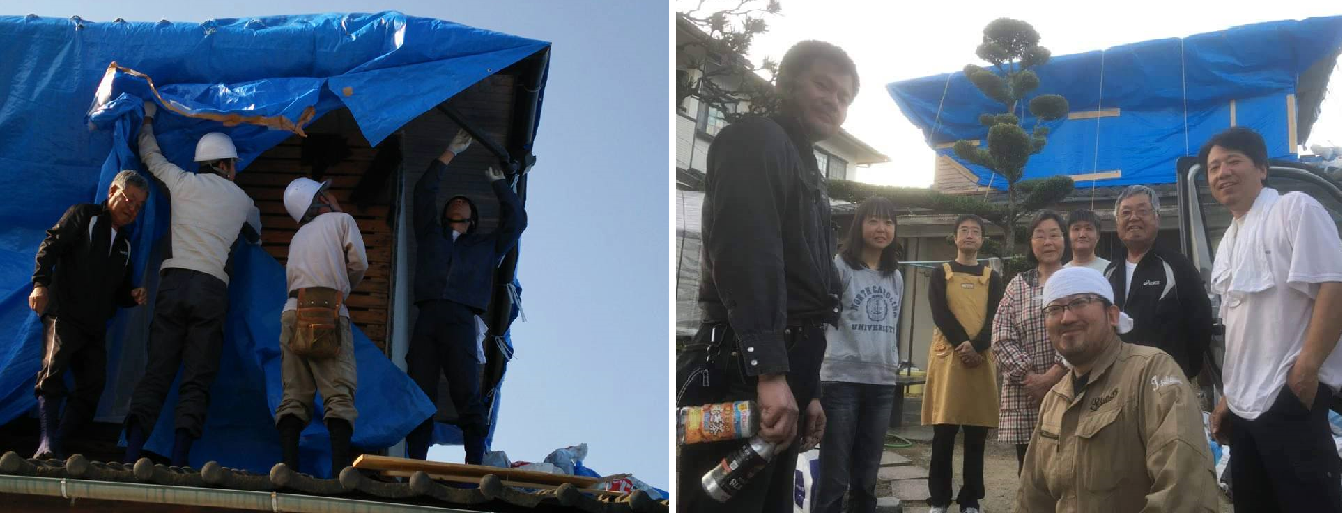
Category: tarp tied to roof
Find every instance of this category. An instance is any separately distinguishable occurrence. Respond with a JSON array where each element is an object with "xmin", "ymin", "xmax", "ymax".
[
  {"xmin": 0, "ymin": 12, "xmax": 549, "ymax": 477},
  {"xmin": 888, "ymin": 16, "xmax": 1342, "ymax": 189}
]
